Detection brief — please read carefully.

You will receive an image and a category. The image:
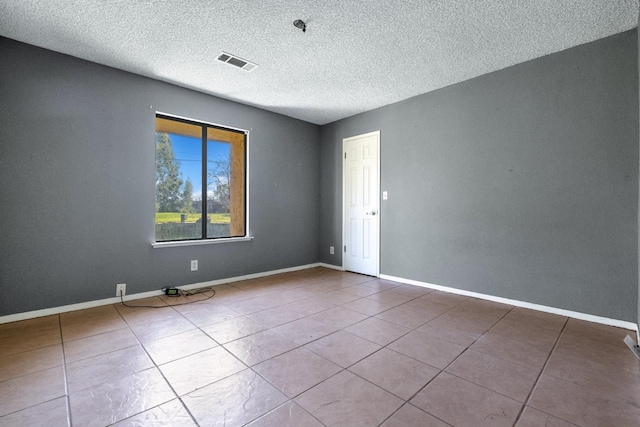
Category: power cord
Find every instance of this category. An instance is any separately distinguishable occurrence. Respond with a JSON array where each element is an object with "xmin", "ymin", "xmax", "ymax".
[{"xmin": 119, "ymin": 286, "xmax": 216, "ymax": 308}]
